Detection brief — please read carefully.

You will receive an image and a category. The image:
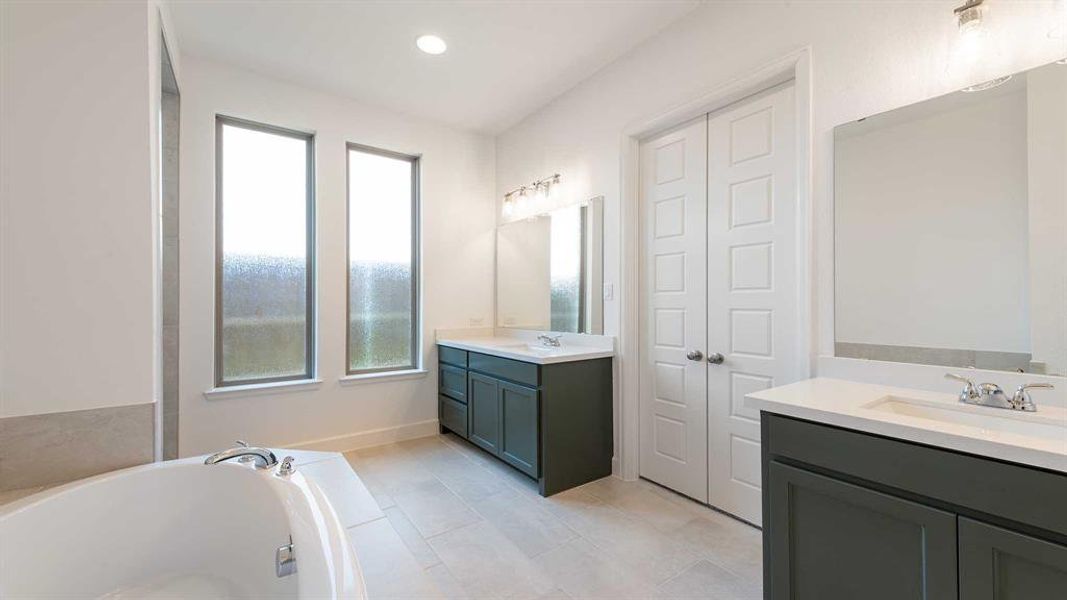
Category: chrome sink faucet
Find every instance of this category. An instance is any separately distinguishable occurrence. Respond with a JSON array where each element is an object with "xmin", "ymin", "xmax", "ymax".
[
  {"xmin": 945, "ymin": 373, "xmax": 1054, "ymax": 412},
  {"xmin": 204, "ymin": 443, "xmax": 278, "ymax": 469},
  {"xmin": 537, "ymin": 333, "xmax": 562, "ymax": 347}
]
